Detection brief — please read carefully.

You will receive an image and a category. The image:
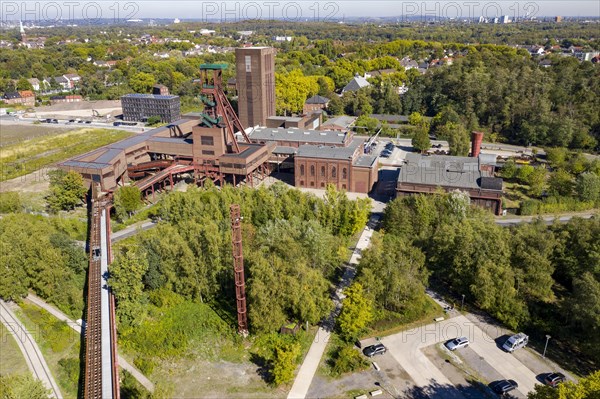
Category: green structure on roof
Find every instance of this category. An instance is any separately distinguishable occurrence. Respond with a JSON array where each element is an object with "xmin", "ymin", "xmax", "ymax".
[{"xmin": 199, "ymin": 63, "xmax": 228, "ymax": 70}]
